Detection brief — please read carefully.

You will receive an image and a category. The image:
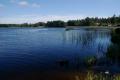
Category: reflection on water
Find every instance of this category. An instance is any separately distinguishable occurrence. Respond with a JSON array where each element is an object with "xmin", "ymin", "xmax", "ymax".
[
  {"xmin": 0, "ymin": 28, "xmax": 114, "ymax": 80},
  {"xmin": 64, "ymin": 29, "xmax": 111, "ymax": 58}
]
